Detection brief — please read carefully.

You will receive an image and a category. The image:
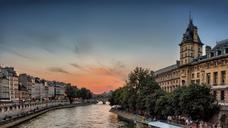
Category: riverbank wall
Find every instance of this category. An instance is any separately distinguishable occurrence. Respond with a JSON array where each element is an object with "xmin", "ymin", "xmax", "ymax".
[
  {"xmin": 0, "ymin": 102, "xmax": 93, "ymax": 128},
  {"xmin": 110, "ymin": 108, "xmax": 148, "ymax": 128}
]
